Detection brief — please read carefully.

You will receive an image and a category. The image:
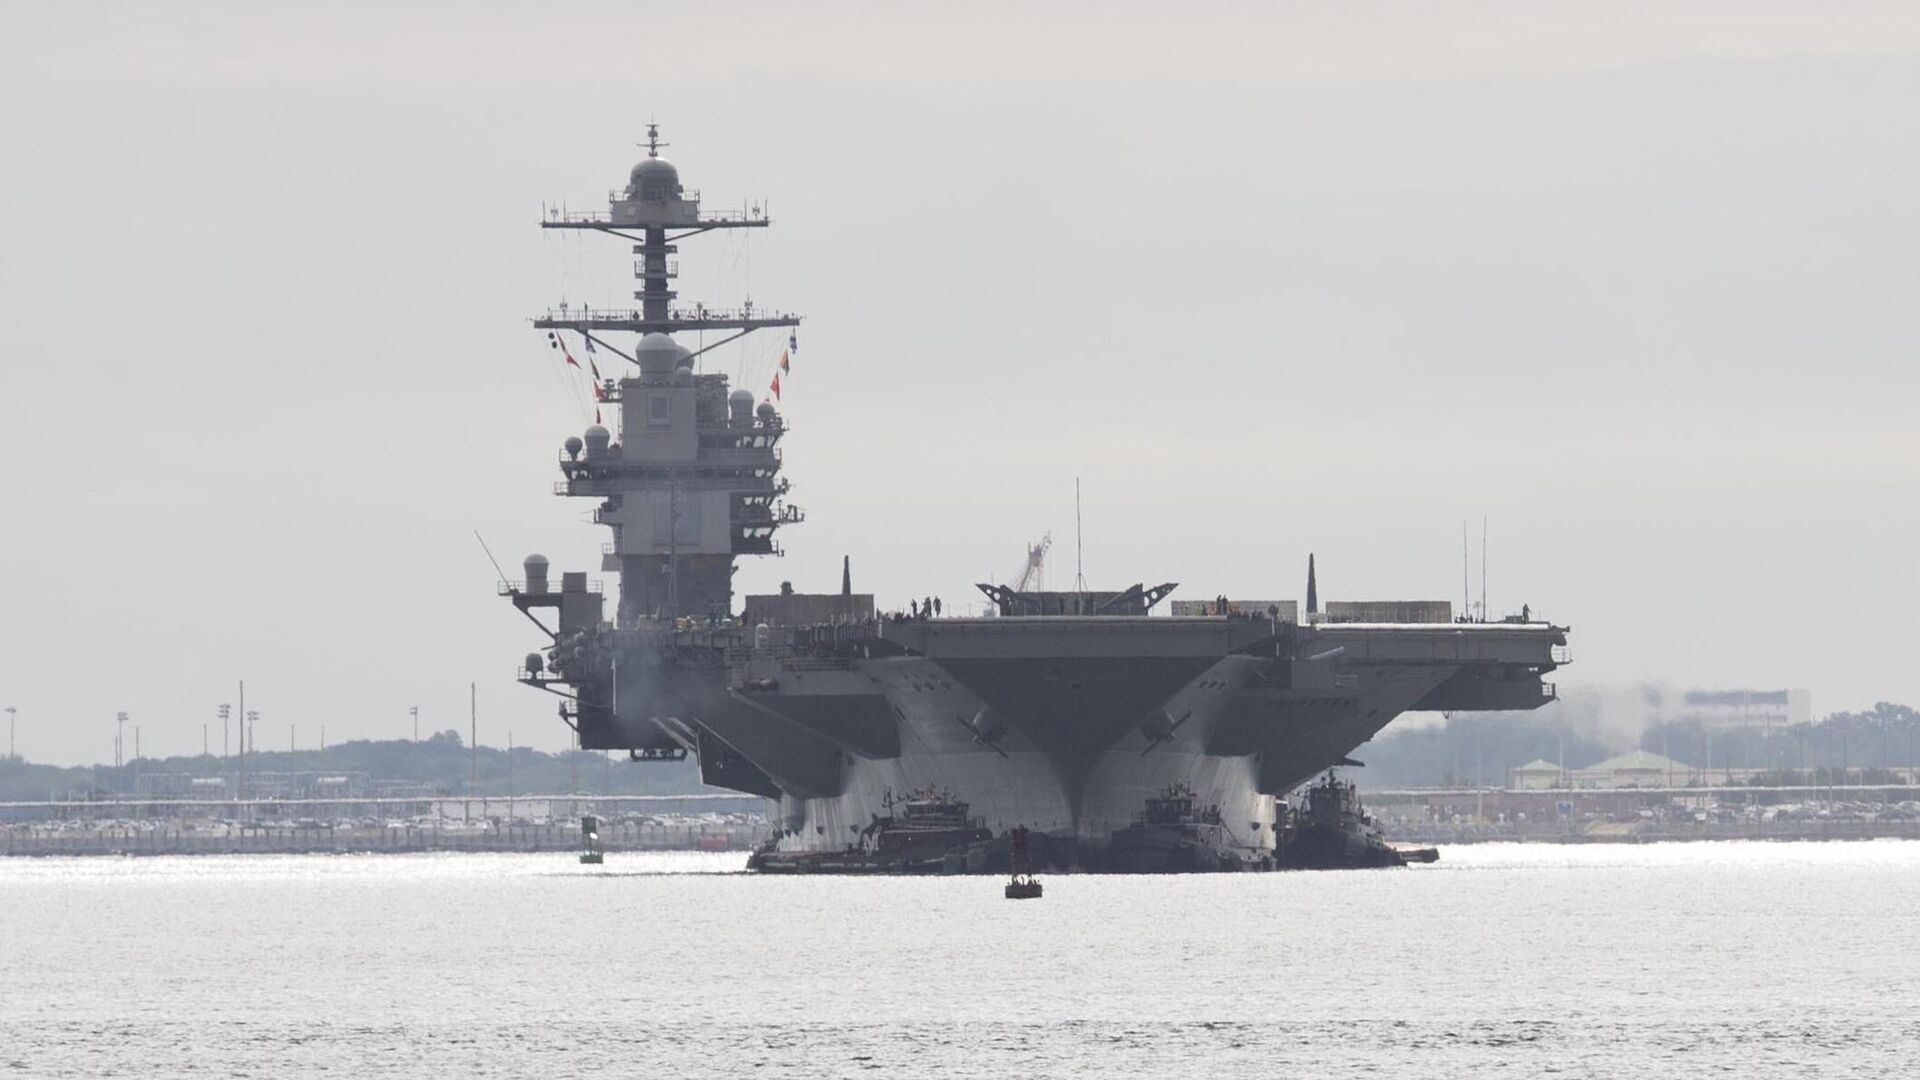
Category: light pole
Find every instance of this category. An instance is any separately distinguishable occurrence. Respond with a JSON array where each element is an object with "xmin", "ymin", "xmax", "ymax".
[
  {"xmin": 243, "ymin": 709, "xmax": 259, "ymax": 812},
  {"xmin": 236, "ymin": 680, "xmax": 246, "ymax": 803},
  {"xmin": 5, "ymin": 706, "xmax": 15, "ymax": 762},
  {"xmin": 411, "ymin": 705, "xmax": 419, "ymax": 742},
  {"xmin": 116, "ymin": 711, "xmax": 128, "ymax": 768},
  {"xmin": 219, "ymin": 704, "xmax": 231, "ymax": 758}
]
